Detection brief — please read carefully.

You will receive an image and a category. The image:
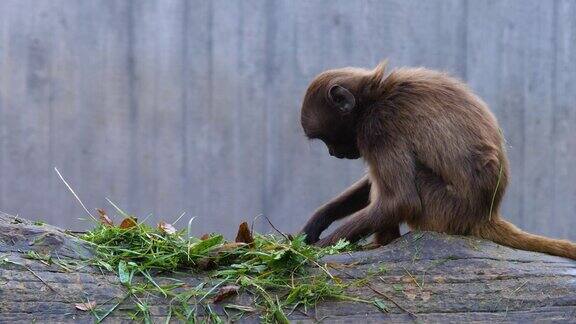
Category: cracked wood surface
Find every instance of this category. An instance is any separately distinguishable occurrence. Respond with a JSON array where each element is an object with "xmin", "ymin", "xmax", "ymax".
[{"xmin": 0, "ymin": 213, "xmax": 575, "ymax": 323}]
